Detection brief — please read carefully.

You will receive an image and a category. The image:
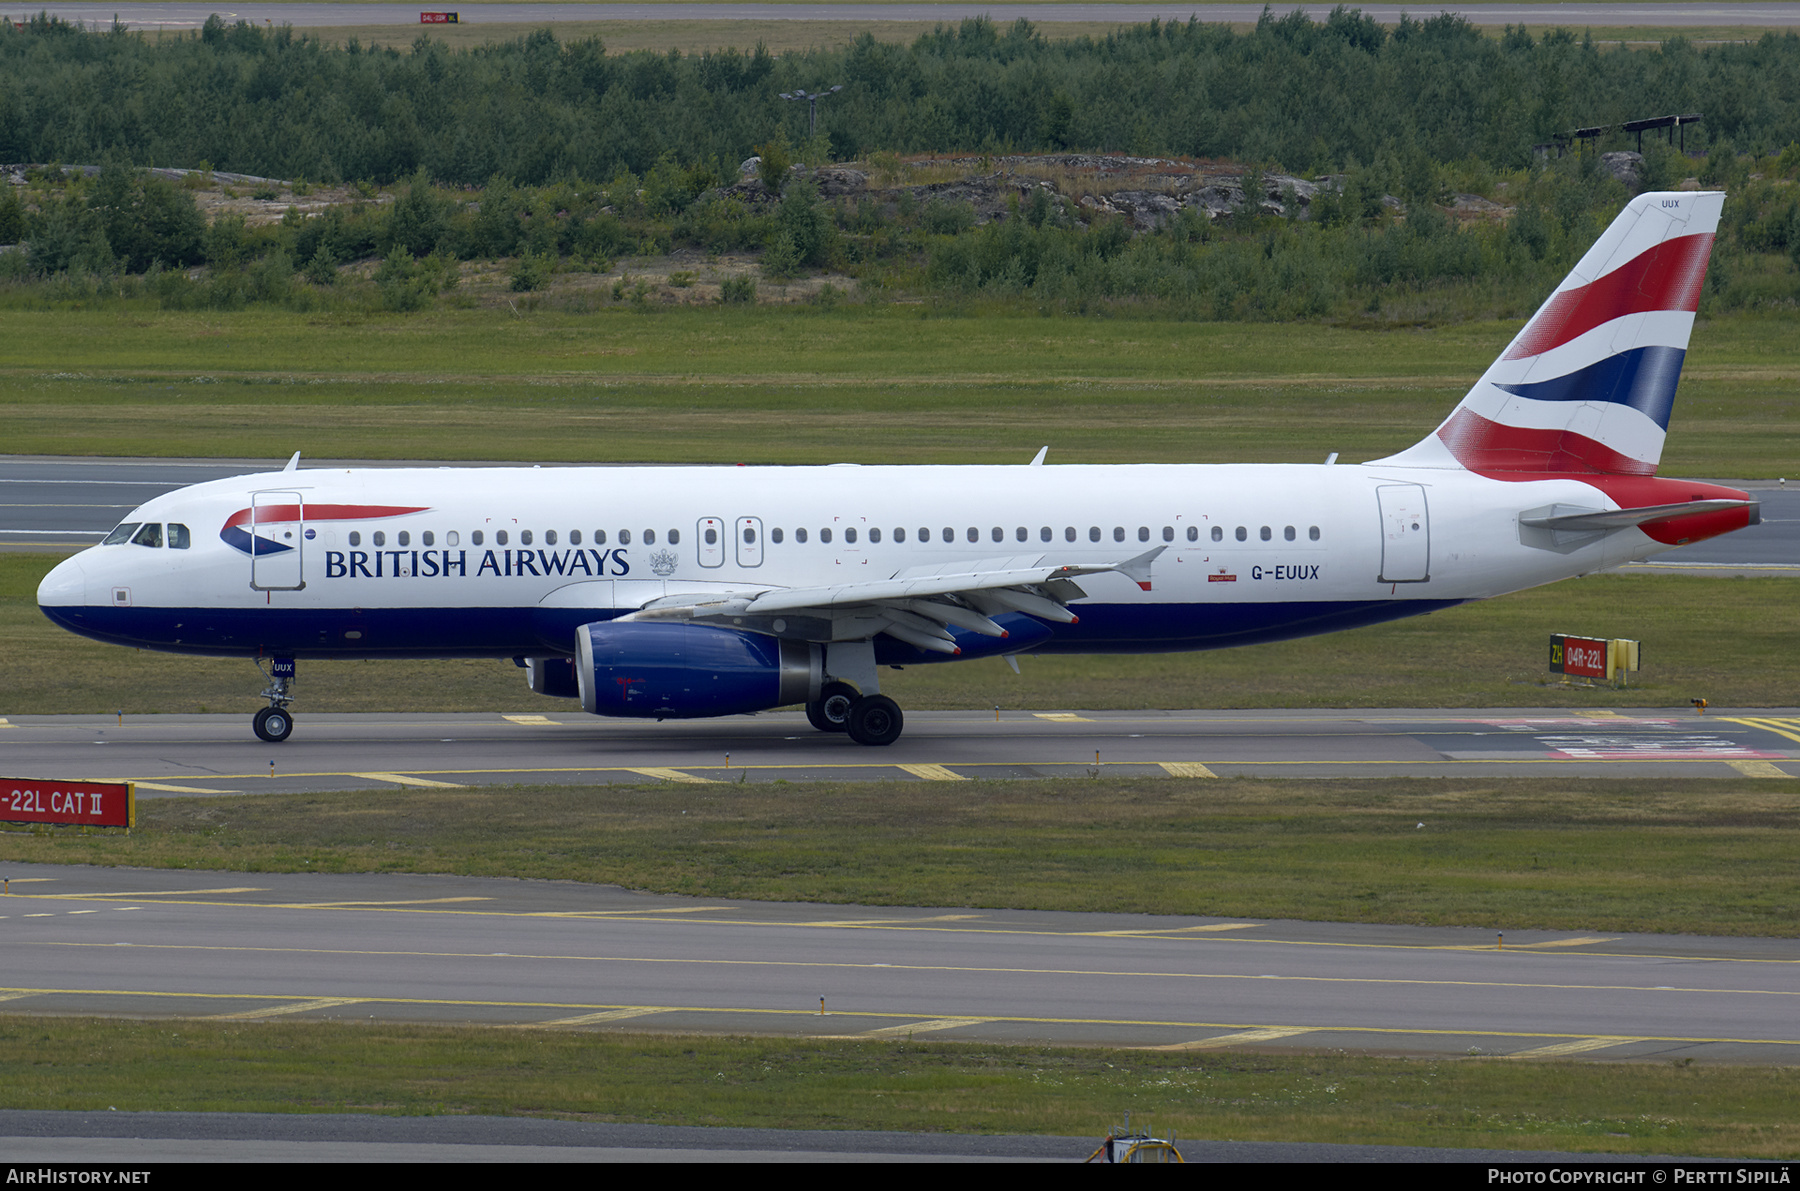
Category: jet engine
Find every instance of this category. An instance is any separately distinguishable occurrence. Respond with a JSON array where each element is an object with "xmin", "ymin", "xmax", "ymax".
[{"xmin": 576, "ymin": 621, "xmax": 822, "ymax": 719}]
